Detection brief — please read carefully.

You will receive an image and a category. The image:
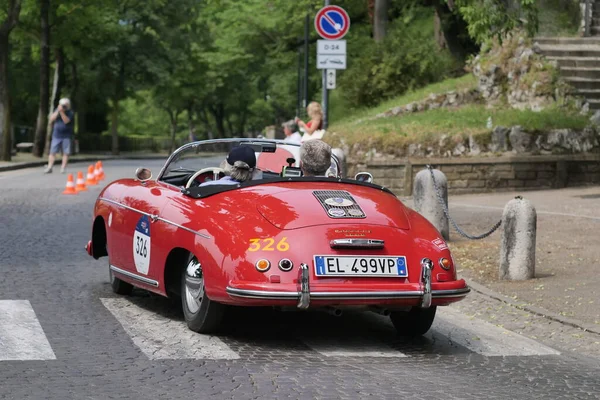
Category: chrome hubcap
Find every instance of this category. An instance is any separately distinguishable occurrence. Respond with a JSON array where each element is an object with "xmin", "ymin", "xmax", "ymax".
[{"xmin": 184, "ymin": 258, "xmax": 204, "ymax": 314}]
